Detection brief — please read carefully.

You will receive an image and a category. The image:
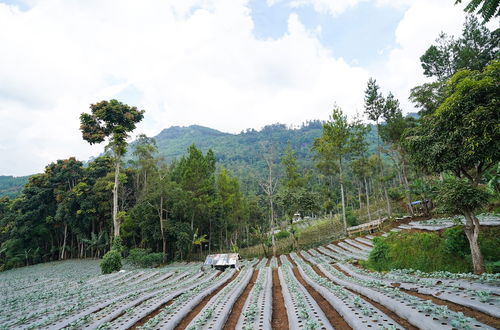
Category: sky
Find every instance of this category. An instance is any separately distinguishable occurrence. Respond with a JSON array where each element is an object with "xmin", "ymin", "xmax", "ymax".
[{"xmin": 0, "ymin": 0, "xmax": 472, "ymax": 176}]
